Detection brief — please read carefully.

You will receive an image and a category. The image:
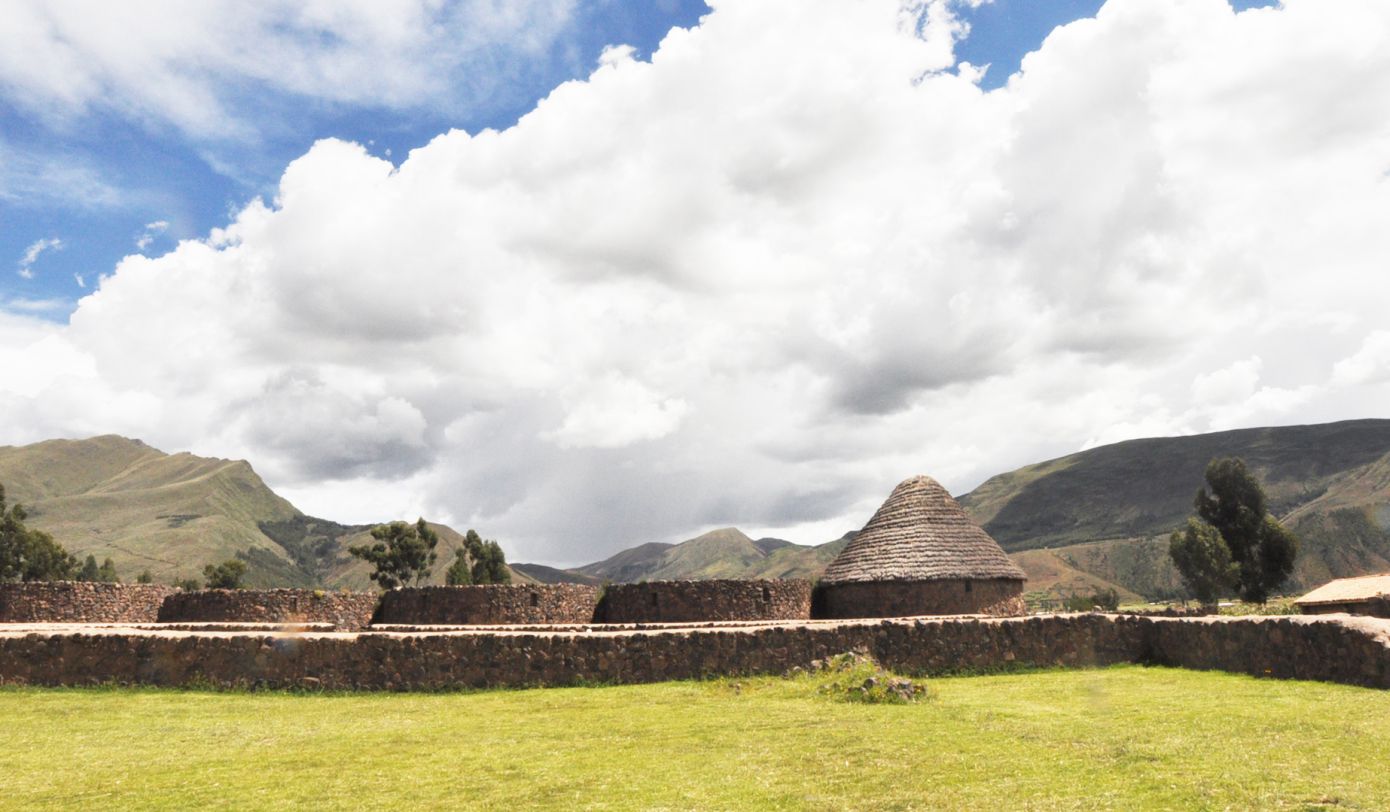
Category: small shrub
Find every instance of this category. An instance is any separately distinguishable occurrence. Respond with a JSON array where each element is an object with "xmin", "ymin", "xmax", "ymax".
[
  {"xmin": 175, "ymin": 578, "xmax": 201, "ymax": 591},
  {"xmin": 796, "ymin": 652, "xmax": 931, "ymax": 704},
  {"xmin": 203, "ymin": 559, "xmax": 247, "ymax": 590}
]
